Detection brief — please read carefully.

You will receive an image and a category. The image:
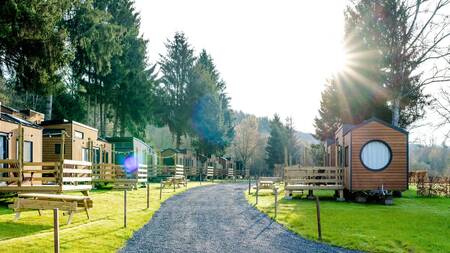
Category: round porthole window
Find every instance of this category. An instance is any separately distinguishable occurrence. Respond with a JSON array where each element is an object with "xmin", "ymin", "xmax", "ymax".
[{"xmin": 360, "ymin": 140, "xmax": 392, "ymax": 171}]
